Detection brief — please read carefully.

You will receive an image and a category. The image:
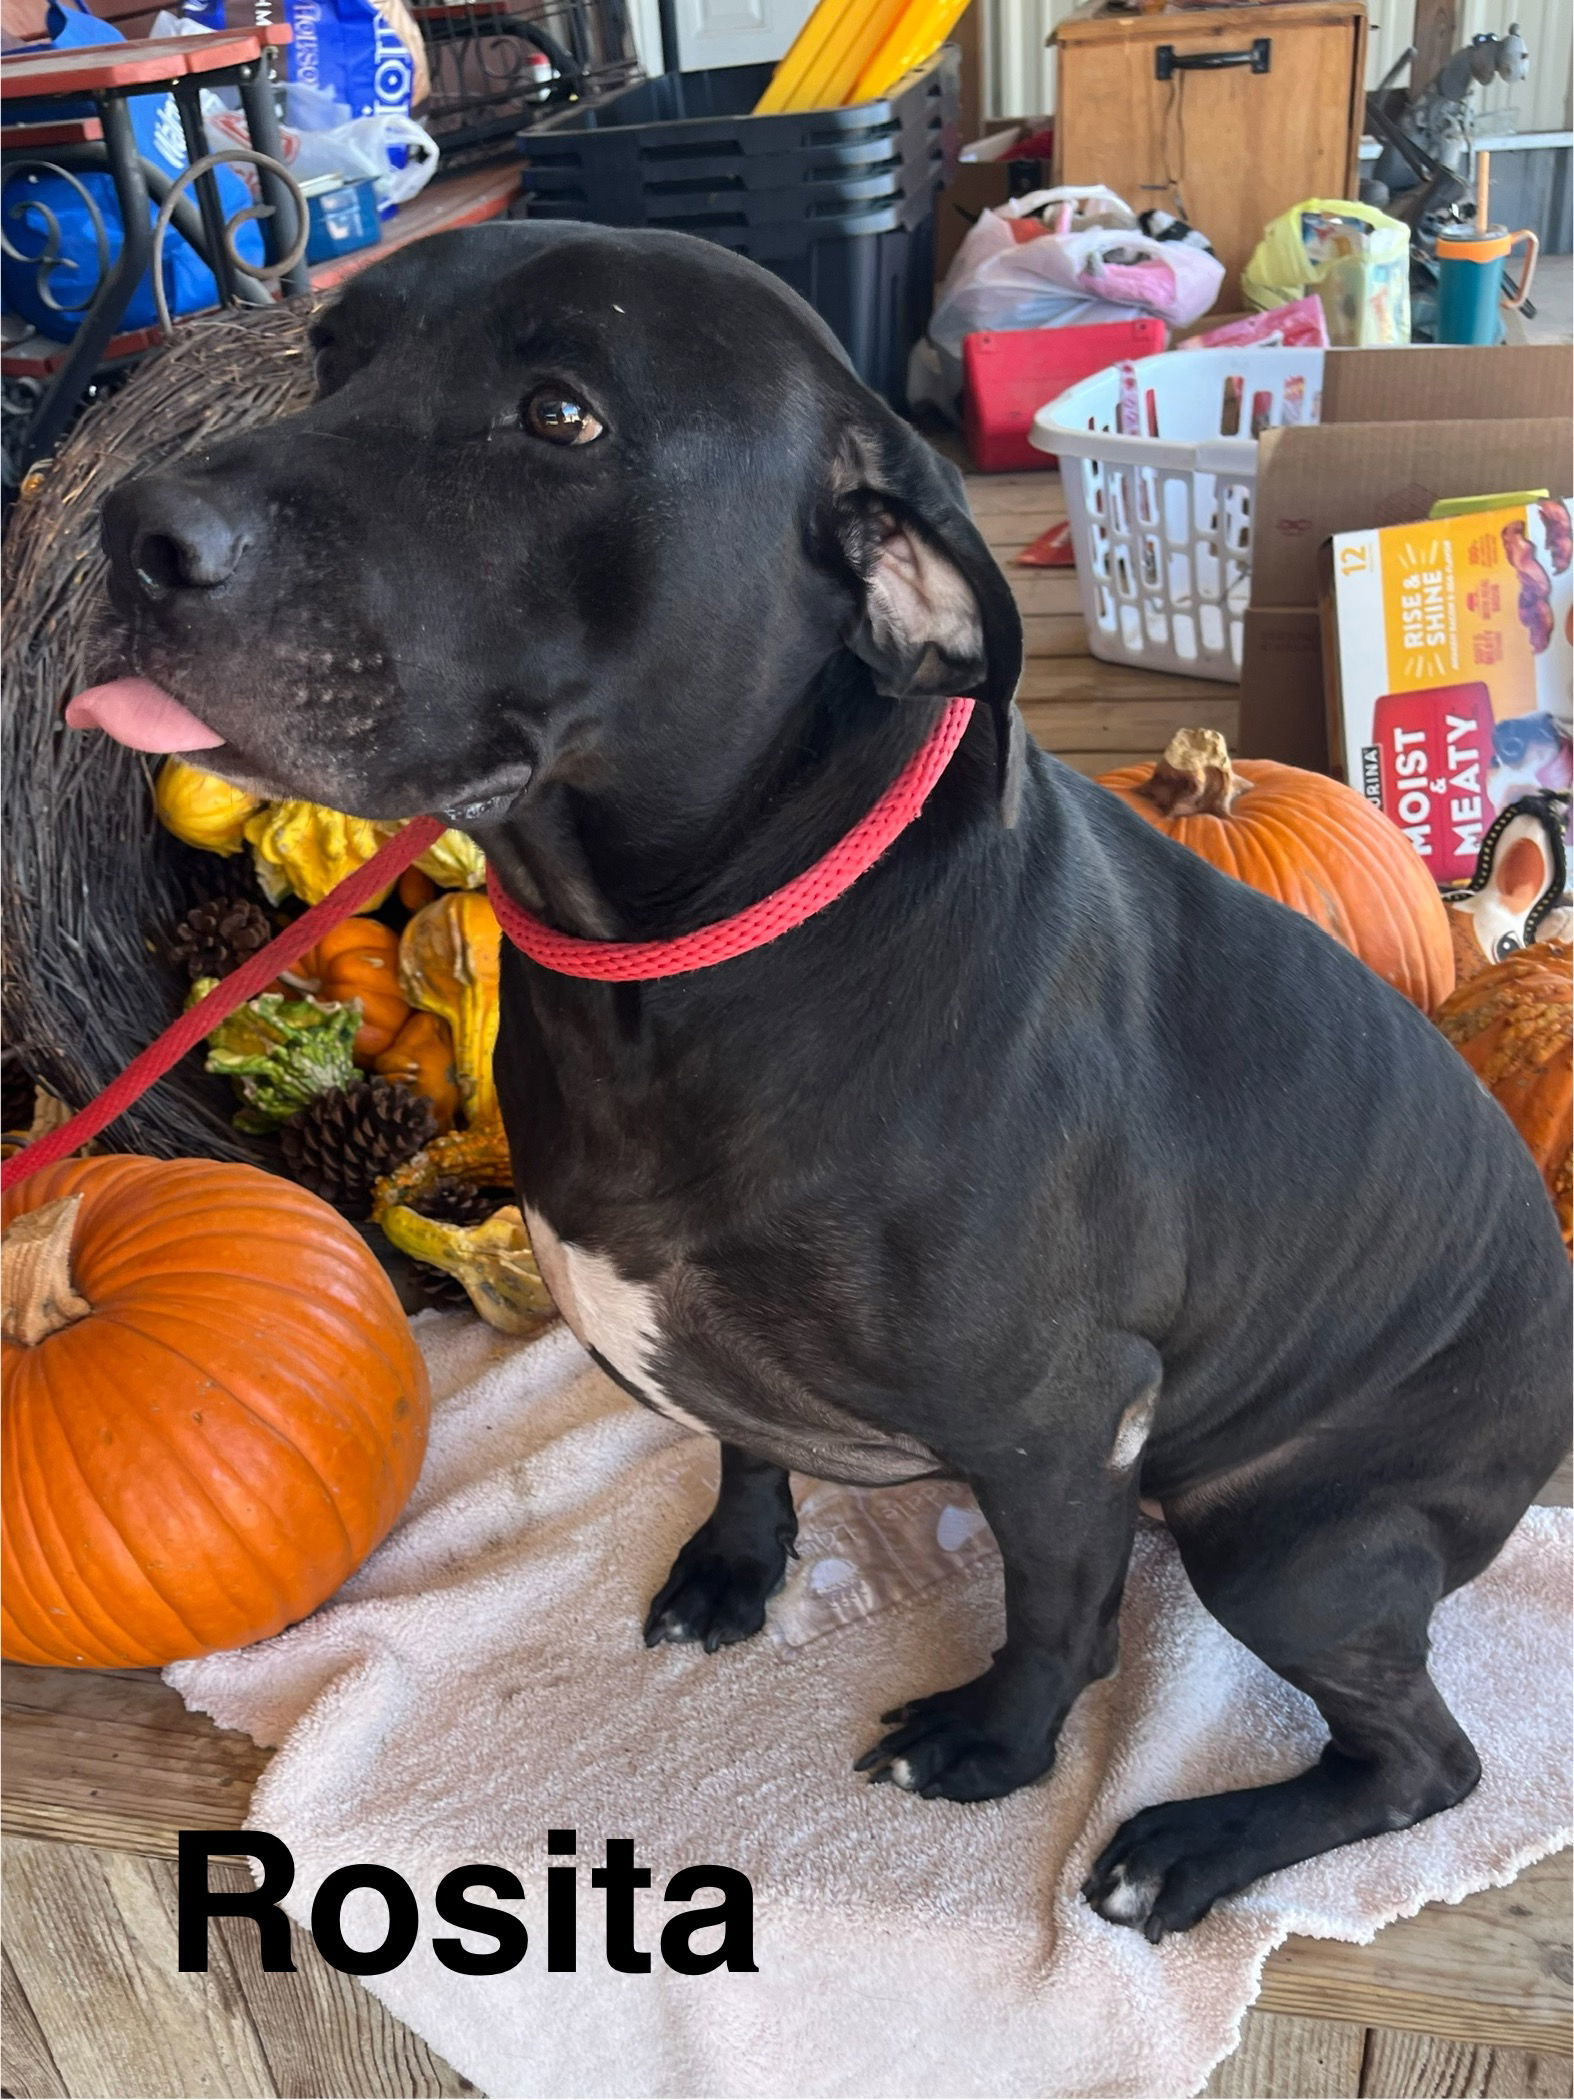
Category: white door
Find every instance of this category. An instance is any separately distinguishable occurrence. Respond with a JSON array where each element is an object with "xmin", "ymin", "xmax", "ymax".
[{"xmin": 672, "ymin": 0, "xmax": 816, "ymax": 70}]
